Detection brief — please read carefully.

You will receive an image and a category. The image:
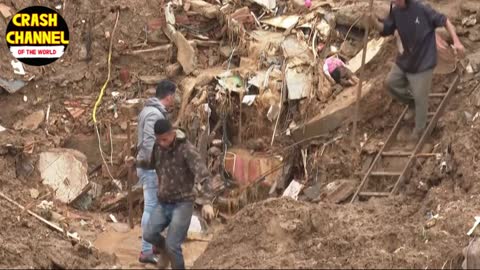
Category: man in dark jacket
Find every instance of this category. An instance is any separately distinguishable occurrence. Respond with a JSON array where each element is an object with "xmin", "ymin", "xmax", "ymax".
[
  {"xmin": 368, "ymin": 0, "xmax": 464, "ymax": 142},
  {"xmin": 136, "ymin": 80, "xmax": 176, "ymax": 264},
  {"xmin": 129, "ymin": 119, "xmax": 215, "ymax": 269}
]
